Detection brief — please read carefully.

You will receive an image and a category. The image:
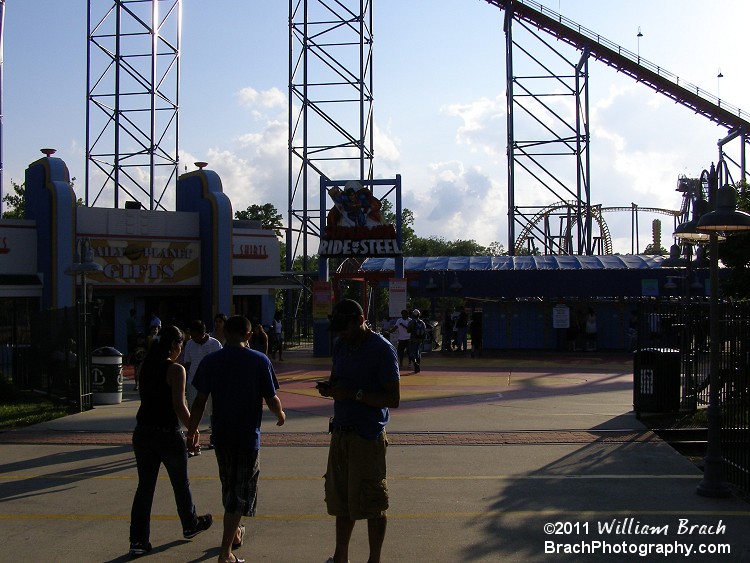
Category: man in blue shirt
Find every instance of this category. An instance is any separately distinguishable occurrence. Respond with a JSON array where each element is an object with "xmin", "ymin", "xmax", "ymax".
[
  {"xmin": 188, "ymin": 316, "xmax": 285, "ymax": 563},
  {"xmin": 317, "ymin": 299, "xmax": 400, "ymax": 563}
]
